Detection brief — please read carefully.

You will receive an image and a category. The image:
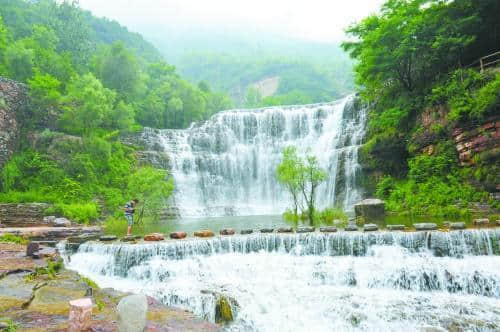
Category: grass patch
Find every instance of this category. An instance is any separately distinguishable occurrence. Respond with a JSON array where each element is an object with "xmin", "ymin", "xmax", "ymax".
[{"xmin": 0, "ymin": 233, "xmax": 28, "ymax": 245}]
